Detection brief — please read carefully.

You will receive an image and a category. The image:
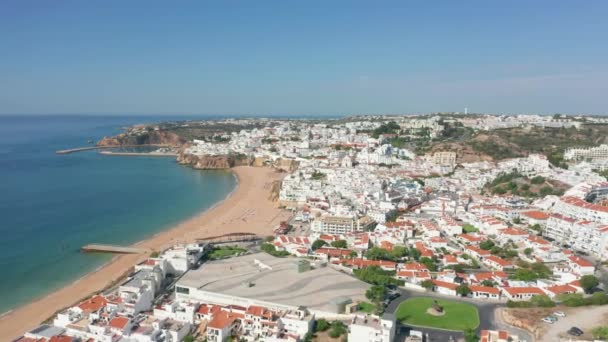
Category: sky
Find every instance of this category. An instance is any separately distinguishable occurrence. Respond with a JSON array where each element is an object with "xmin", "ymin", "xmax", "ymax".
[{"xmin": 0, "ymin": 1, "xmax": 607, "ymax": 116}]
